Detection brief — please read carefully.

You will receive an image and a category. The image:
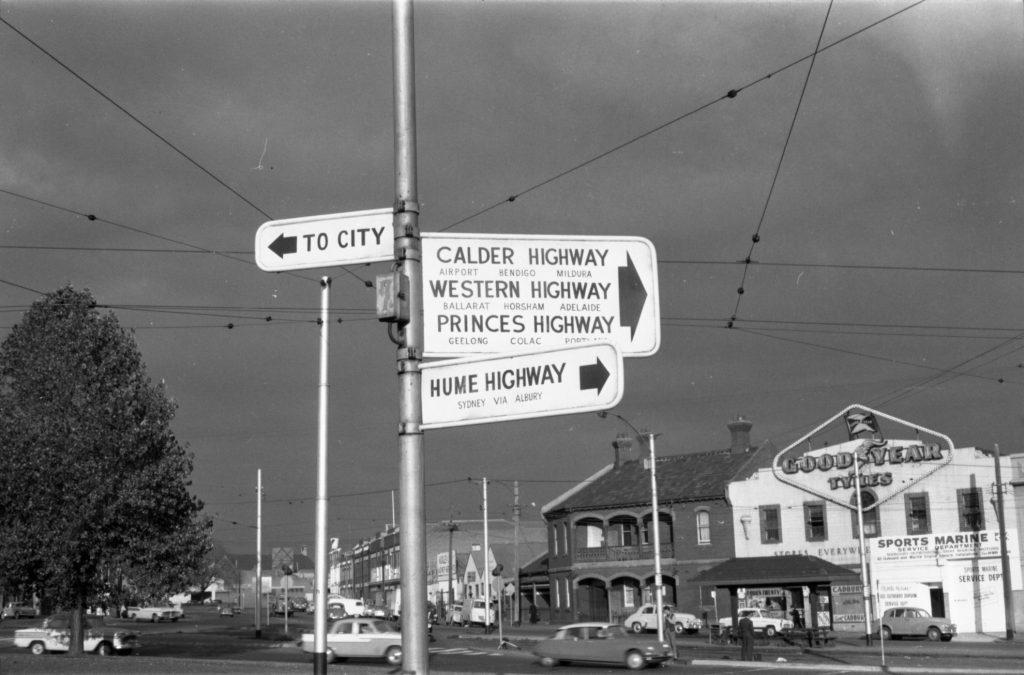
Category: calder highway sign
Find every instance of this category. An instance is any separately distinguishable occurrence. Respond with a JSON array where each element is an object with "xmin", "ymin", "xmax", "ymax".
[
  {"xmin": 255, "ymin": 208, "xmax": 393, "ymax": 272},
  {"xmin": 420, "ymin": 342, "xmax": 623, "ymax": 429},
  {"xmin": 421, "ymin": 233, "xmax": 659, "ymax": 358}
]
